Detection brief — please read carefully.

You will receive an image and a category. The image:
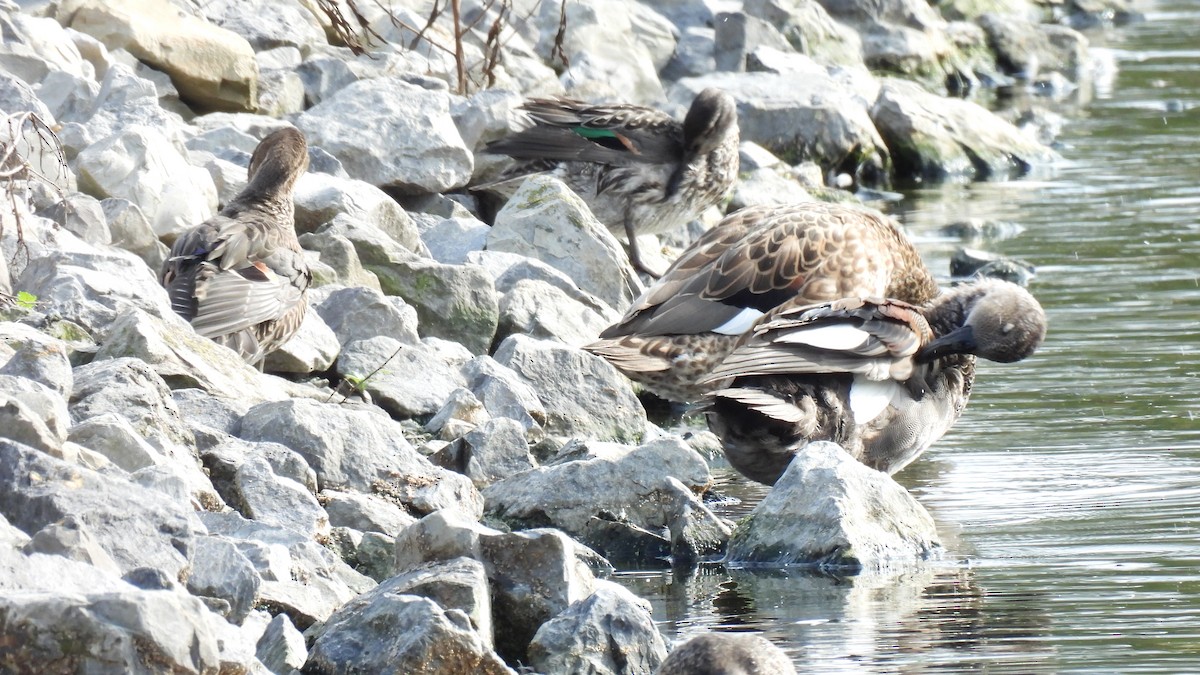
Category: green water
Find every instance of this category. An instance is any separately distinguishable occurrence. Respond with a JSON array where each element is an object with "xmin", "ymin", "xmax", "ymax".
[{"xmin": 616, "ymin": 1, "xmax": 1200, "ymax": 671}]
